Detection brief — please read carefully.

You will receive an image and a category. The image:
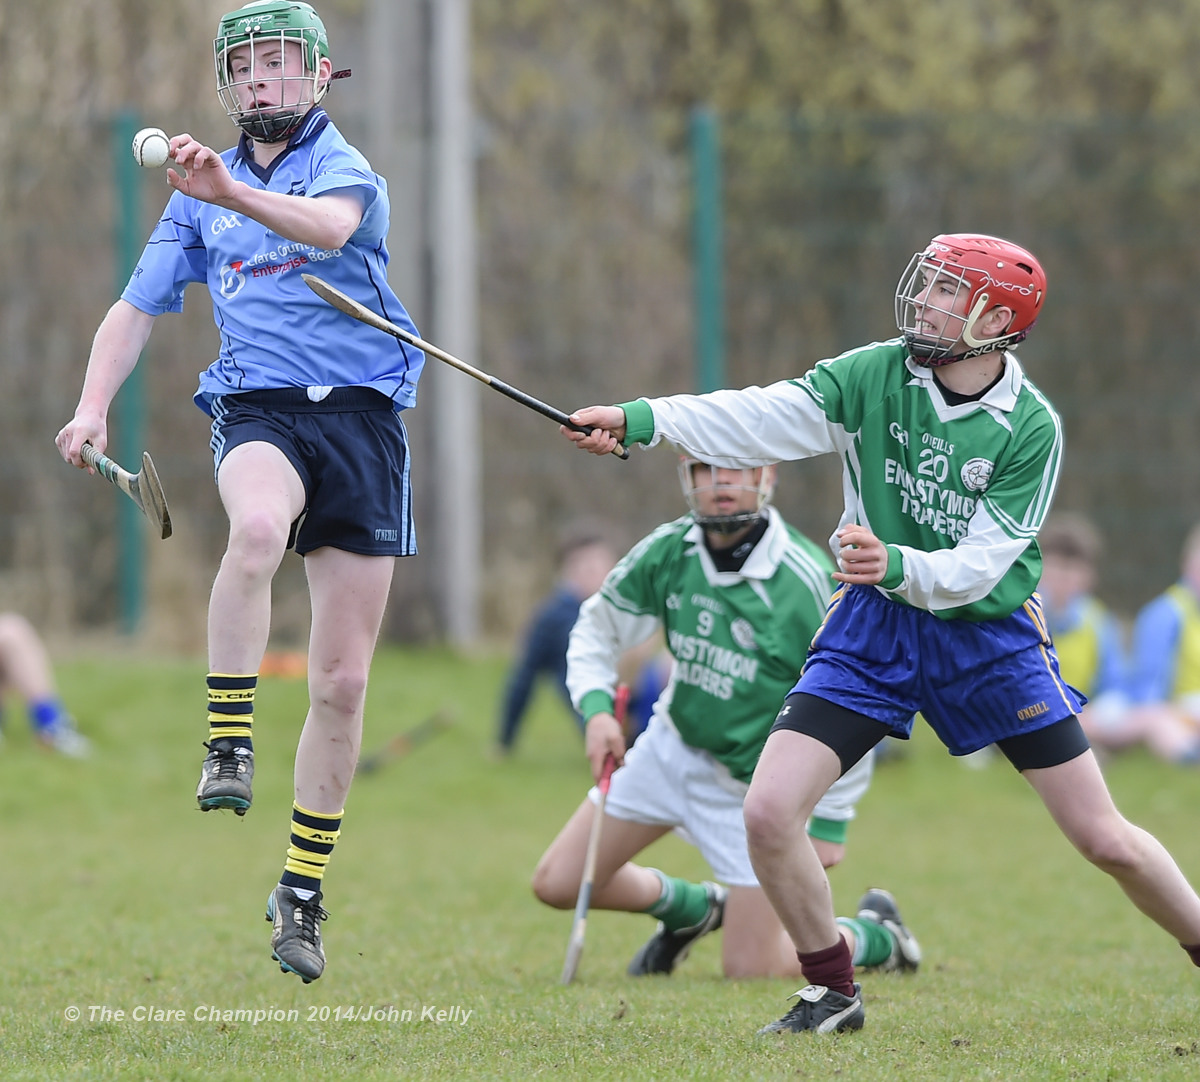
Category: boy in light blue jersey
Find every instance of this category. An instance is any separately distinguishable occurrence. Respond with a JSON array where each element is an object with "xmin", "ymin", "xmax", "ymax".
[
  {"xmin": 1034, "ymin": 512, "xmax": 1196, "ymax": 764},
  {"xmin": 57, "ymin": 1, "xmax": 422, "ymax": 984},
  {"xmin": 561, "ymin": 233, "xmax": 1200, "ymax": 1035},
  {"xmin": 1037, "ymin": 513, "xmax": 1128, "ymax": 711}
]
